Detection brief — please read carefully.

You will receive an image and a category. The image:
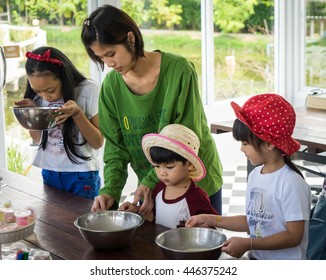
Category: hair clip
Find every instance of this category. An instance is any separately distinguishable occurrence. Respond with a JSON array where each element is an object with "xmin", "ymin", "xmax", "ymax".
[{"xmin": 84, "ymin": 19, "xmax": 90, "ymax": 26}]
